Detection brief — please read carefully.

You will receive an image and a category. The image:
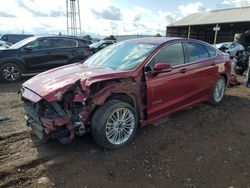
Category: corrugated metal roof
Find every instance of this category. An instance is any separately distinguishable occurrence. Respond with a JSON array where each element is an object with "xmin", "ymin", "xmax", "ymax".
[{"xmin": 170, "ymin": 6, "xmax": 250, "ymax": 26}]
